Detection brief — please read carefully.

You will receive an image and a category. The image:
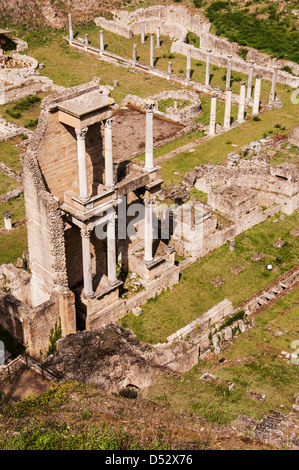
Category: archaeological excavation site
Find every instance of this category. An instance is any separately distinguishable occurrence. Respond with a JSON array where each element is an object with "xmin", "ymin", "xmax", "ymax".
[{"xmin": 0, "ymin": 0, "xmax": 298, "ymax": 451}]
